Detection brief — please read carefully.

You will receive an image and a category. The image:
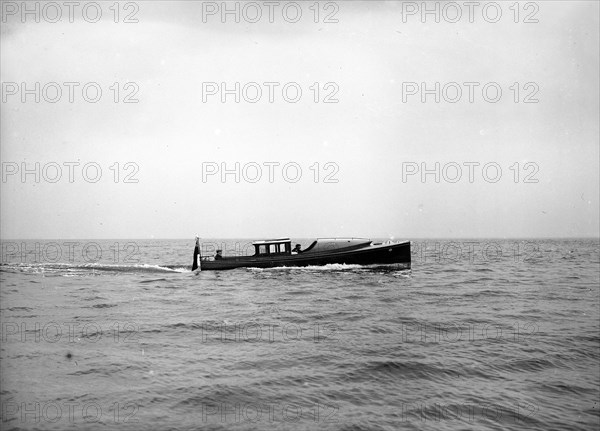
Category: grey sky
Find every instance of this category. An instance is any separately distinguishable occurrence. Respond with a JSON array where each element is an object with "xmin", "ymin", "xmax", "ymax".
[{"xmin": 1, "ymin": 1, "xmax": 598, "ymax": 239}]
